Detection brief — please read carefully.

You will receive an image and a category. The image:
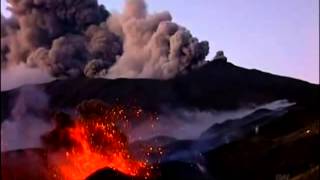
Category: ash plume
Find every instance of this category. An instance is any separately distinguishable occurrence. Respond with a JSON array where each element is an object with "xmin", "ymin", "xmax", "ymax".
[
  {"xmin": 1, "ymin": 0, "xmax": 109, "ymax": 76},
  {"xmin": 105, "ymin": 0, "xmax": 209, "ymax": 79},
  {"xmin": 1, "ymin": 0, "xmax": 209, "ymax": 81}
]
